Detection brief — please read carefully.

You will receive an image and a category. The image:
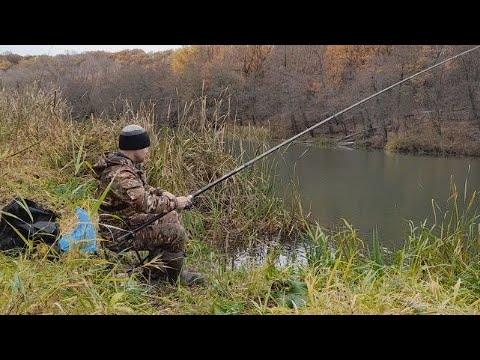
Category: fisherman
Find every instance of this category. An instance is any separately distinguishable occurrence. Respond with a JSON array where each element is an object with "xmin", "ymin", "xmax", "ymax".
[{"xmin": 92, "ymin": 124, "xmax": 204, "ymax": 286}]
